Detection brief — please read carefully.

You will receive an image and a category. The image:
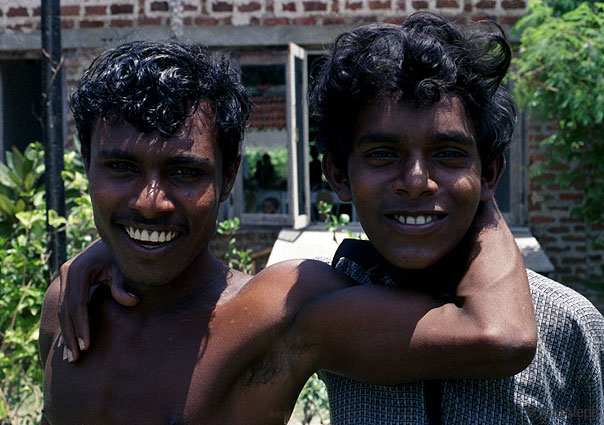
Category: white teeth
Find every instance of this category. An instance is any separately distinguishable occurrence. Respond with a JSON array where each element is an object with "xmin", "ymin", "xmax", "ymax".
[
  {"xmin": 125, "ymin": 226, "xmax": 177, "ymax": 243},
  {"xmin": 395, "ymin": 215, "xmax": 435, "ymax": 225}
]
